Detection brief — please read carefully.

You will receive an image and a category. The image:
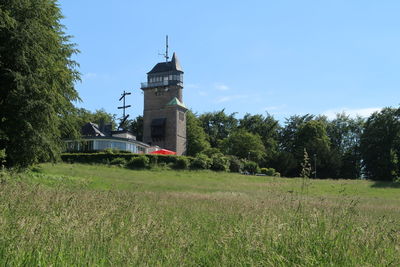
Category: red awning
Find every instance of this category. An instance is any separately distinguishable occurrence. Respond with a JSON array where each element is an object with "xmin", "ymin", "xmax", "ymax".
[{"xmin": 150, "ymin": 149, "xmax": 176, "ymax": 155}]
